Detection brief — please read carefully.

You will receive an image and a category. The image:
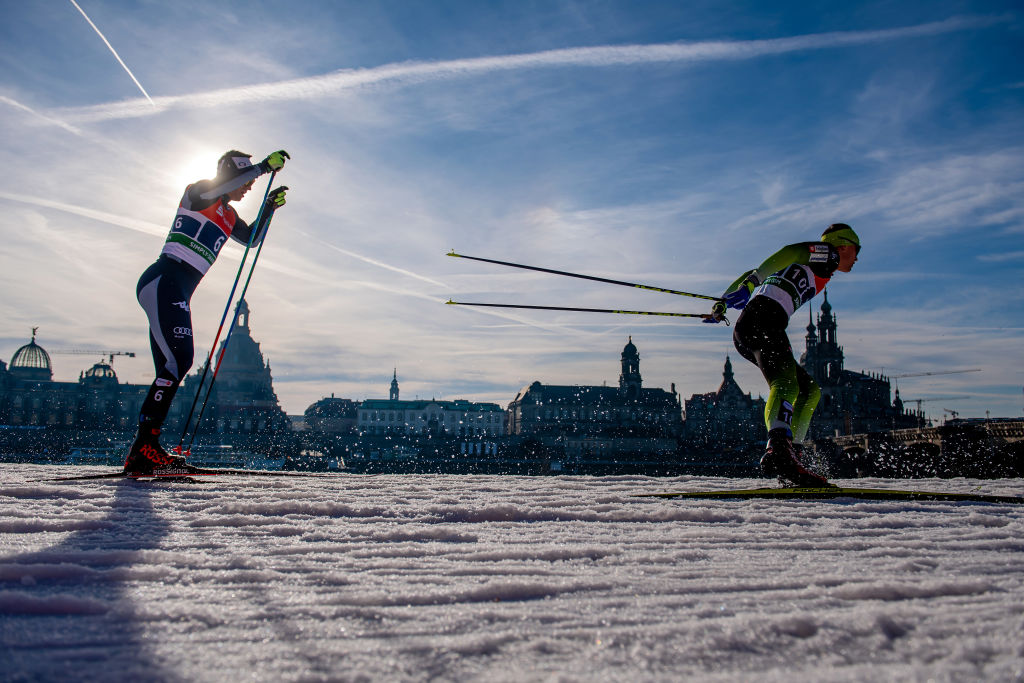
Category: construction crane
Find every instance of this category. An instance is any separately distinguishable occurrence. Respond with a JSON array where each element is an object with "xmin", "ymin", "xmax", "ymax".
[
  {"xmin": 868, "ymin": 368, "xmax": 981, "ymax": 381},
  {"xmin": 52, "ymin": 350, "xmax": 136, "ymax": 365},
  {"xmin": 874, "ymin": 368, "xmax": 981, "ymax": 397},
  {"xmin": 905, "ymin": 396, "xmax": 970, "ymax": 428},
  {"xmin": 890, "ymin": 368, "xmax": 980, "ymax": 379}
]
